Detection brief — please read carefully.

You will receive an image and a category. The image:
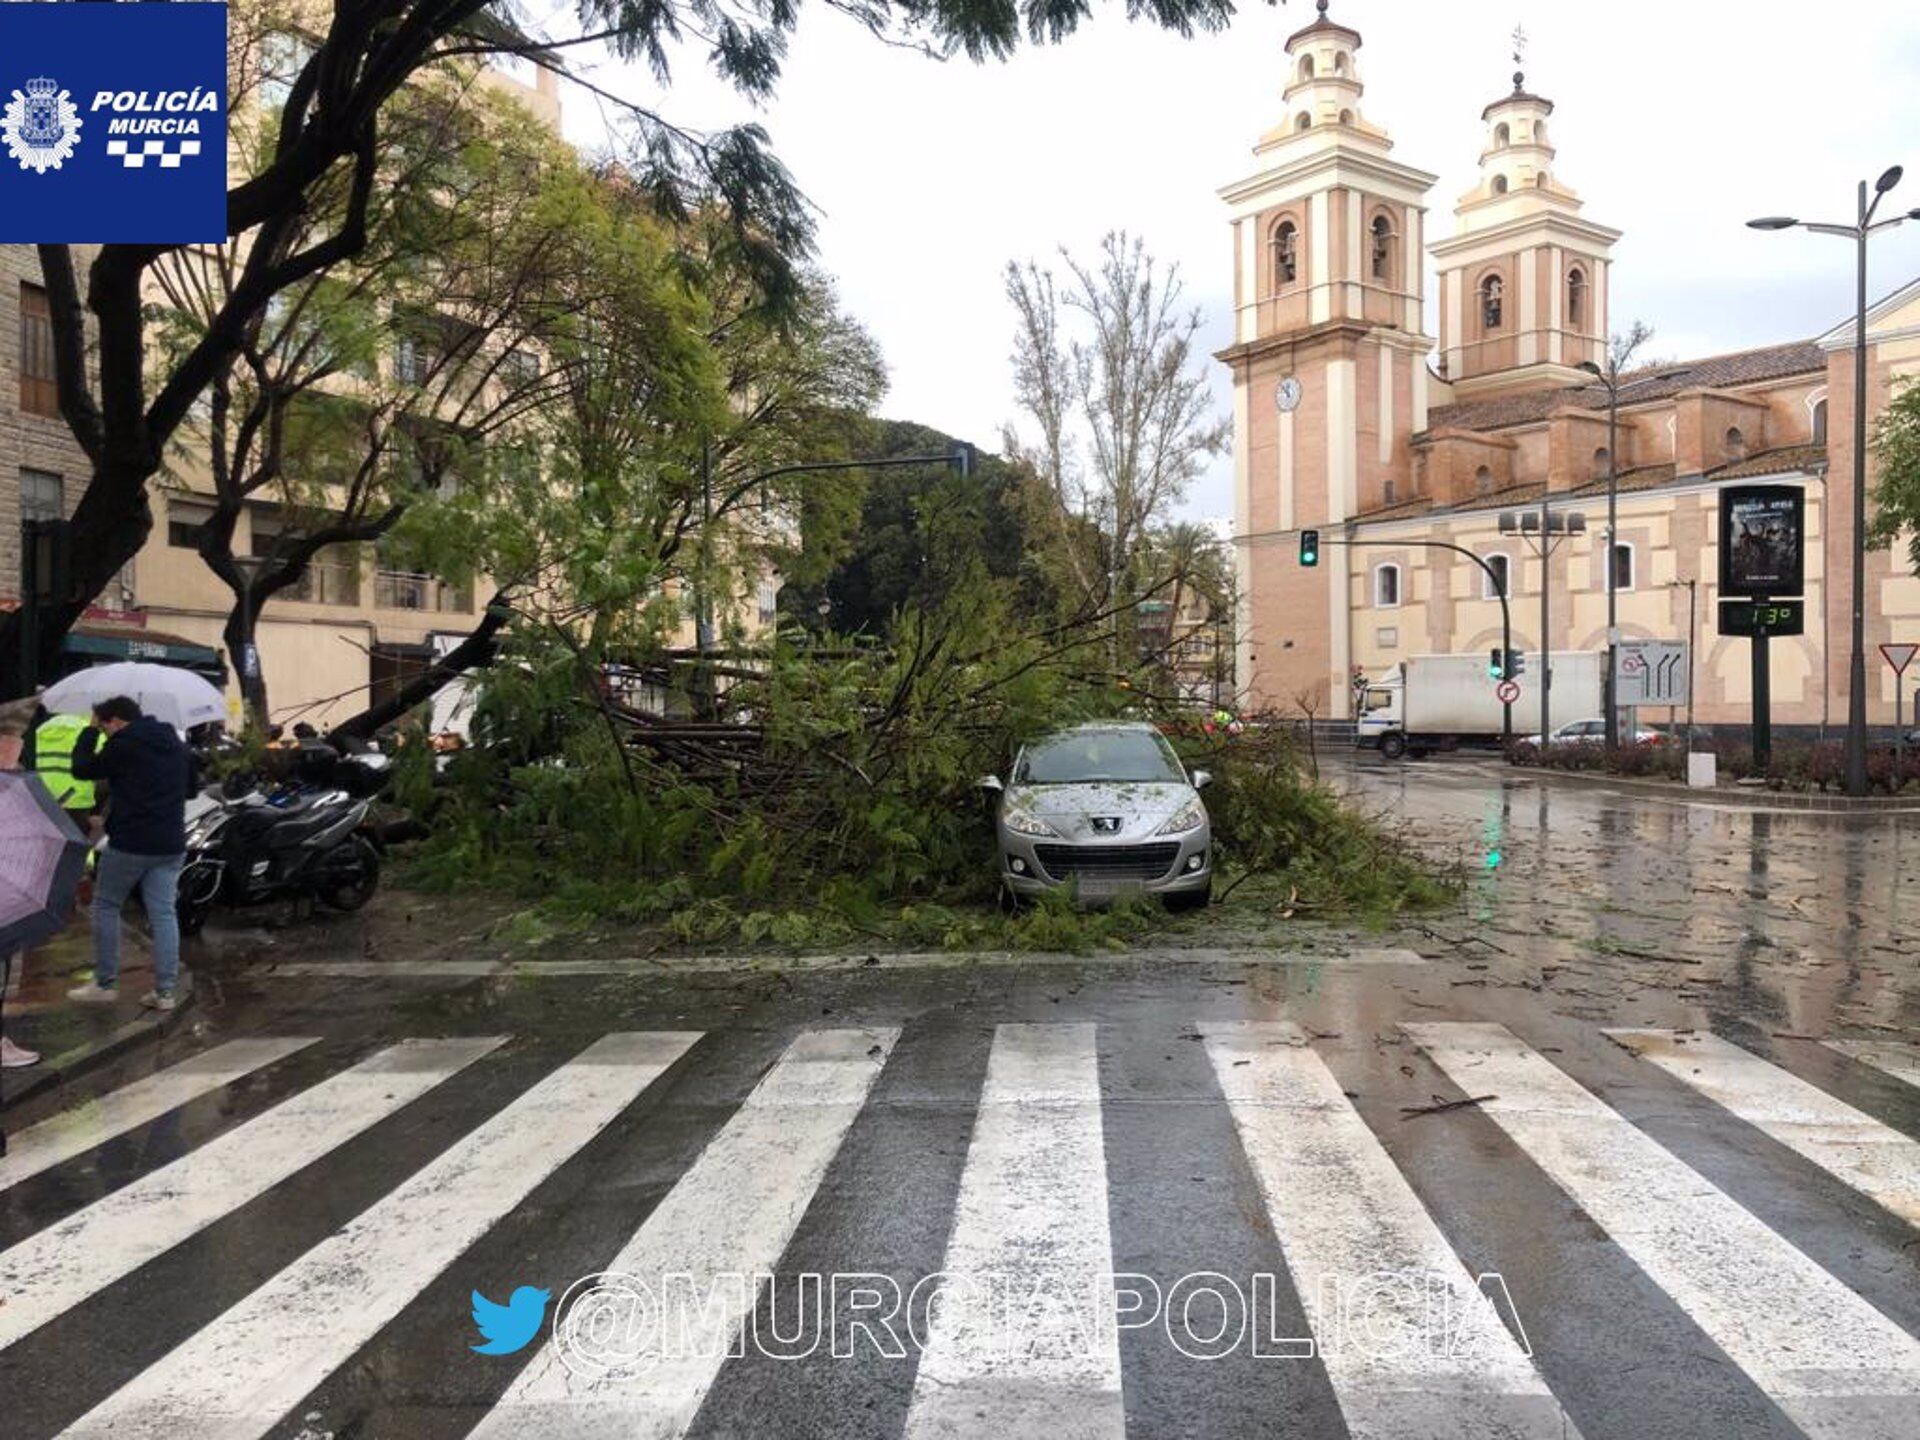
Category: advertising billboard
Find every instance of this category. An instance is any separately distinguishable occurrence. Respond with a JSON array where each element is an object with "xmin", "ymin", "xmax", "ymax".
[{"xmin": 1718, "ymin": 485, "xmax": 1805, "ymax": 598}]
